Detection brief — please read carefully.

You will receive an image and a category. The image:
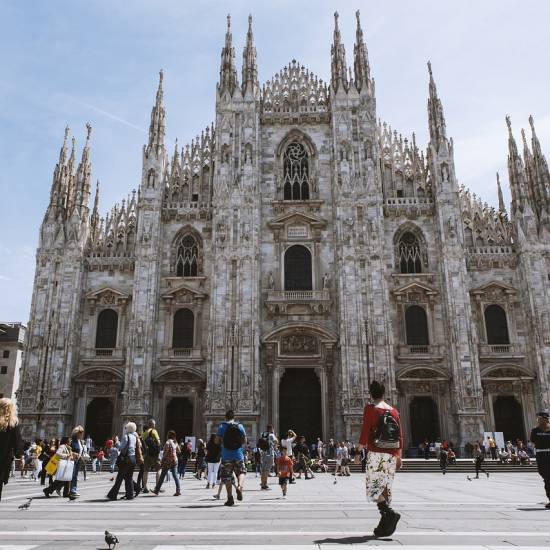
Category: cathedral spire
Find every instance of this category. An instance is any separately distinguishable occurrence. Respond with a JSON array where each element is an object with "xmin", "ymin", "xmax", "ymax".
[
  {"xmin": 528, "ymin": 114, "xmax": 550, "ymax": 212},
  {"xmin": 218, "ymin": 14, "xmax": 238, "ymax": 97},
  {"xmin": 506, "ymin": 116, "xmax": 528, "ymax": 216},
  {"xmin": 147, "ymin": 70, "xmax": 166, "ymax": 154},
  {"xmin": 353, "ymin": 10, "xmax": 371, "ymax": 94},
  {"xmin": 331, "ymin": 11, "xmax": 348, "ymax": 92},
  {"xmin": 65, "ymin": 135, "xmax": 77, "ymax": 211},
  {"xmin": 242, "ymin": 14, "xmax": 258, "ymax": 97},
  {"xmin": 74, "ymin": 123, "xmax": 92, "ymax": 214},
  {"xmin": 496, "ymin": 172, "xmax": 506, "ymax": 213},
  {"xmin": 90, "ymin": 180, "xmax": 100, "ymax": 235},
  {"xmin": 49, "ymin": 126, "xmax": 71, "ymax": 210},
  {"xmin": 427, "ymin": 61, "xmax": 447, "ymax": 149}
]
